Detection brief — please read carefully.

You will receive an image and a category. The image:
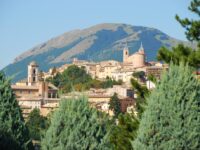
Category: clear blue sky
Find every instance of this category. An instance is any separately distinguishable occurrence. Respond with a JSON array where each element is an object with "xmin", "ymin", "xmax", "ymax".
[{"xmin": 0, "ymin": 0, "xmax": 197, "ymax": 69}]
